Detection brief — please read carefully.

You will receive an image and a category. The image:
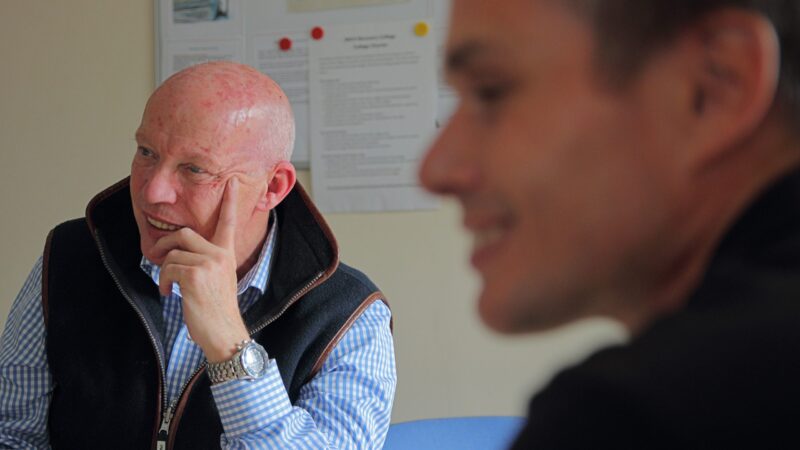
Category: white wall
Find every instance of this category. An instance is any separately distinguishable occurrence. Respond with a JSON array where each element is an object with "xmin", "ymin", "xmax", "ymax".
[{"xmin": 0, "ymin": 1, "xmax": 625, "ymax": 423}]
